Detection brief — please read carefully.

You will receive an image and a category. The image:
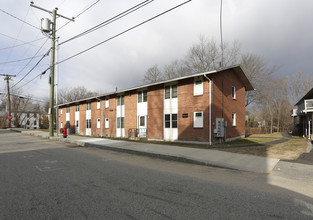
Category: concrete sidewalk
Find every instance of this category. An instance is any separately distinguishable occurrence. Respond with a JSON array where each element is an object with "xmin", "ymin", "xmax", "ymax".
[{"xmin": 11, "ymin": 129, "xmax": 280, "ymax": 174}]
